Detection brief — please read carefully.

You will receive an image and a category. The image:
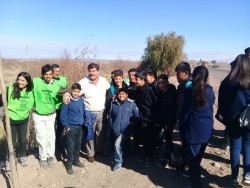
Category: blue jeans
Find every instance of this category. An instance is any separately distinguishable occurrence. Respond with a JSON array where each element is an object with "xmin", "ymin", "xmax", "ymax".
[
  {"xmin": 228, "ymin": 124, "xmax": 250, "ymax": 180},
  {"xmin": 65, "ymin": 126, "xmax": 83, "ymax": 166},
  {"xmin": 114, "ymin": 134, "xmax": 127, "ymax": 165},
  {"xmin": 186, "ymin": 143, "xmax": 207, "ymax": 188}
]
